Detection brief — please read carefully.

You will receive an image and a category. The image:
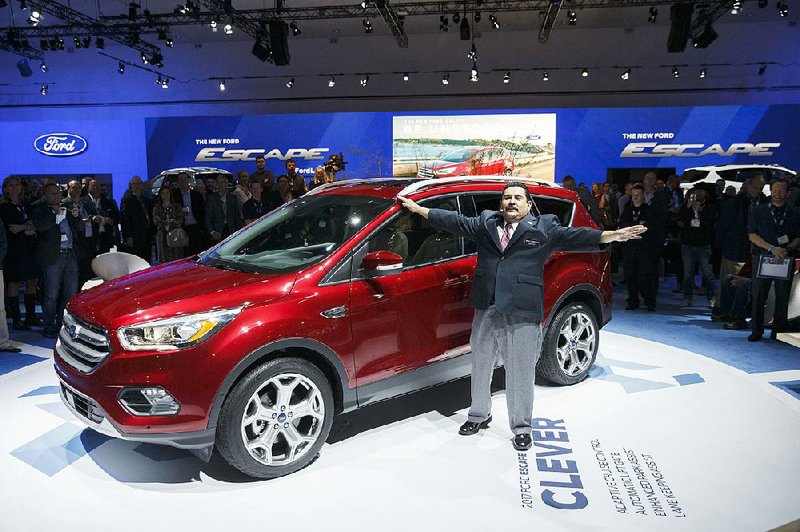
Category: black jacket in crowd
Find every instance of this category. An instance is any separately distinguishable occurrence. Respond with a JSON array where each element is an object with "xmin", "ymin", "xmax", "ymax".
[
  {"xmin": 677, "ymin": 202, "xmax": 718, "ymax": 247},
  {"xmin": 31, "ymin": 204, "xmax": 87, "ymax": 265},
  {"xmin": 715, "ymin": 191, "xmax": 768, "ymax": 261}
]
